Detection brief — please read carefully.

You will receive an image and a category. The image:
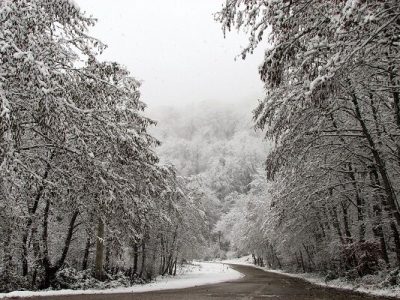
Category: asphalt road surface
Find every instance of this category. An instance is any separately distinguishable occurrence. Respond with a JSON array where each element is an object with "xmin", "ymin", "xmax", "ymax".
[{"xmin": 22, "ymin": 264, "xmax": 395, "ymax": 300}]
